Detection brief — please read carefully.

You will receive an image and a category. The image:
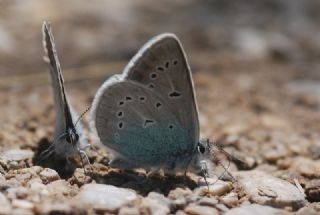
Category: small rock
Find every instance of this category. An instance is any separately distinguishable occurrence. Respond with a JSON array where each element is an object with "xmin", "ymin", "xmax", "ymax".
[
  {"xmin": 0, "ymin": 149, "xmax": 34, "ymax": 161},
  {"xmin": 118, "ymin": 206, "xmax": 140, "ymax": 215},
  {"xmin": 37, "ymin": 202, "xmax": 73, "ymax": 215},
  {"xmin": 141, "ymin": 192, "xmax": 171, "ymax": 215},
  {"xmin": 46, "ymin": 180, "xmax": 75, "ymax": 197},
  {"xmin": 236, "ymin": 170, "xmax": 306, "ymax": 209},
  {"xmin": 176, "ymin": 210, "xmax": 187, "ymax": 215},
  {"xmin": 290, "ymin": 157, "xmax": 320, "ymax": 177},
  {"xmin": 11, "ymin": 208, "xmax": 34, "ymax": 215},
  {"xmin": 198, "ymin": 197, "xmax": 218, "ymax": 207},
  {"xmin": 309, "ymin": 142, "xmax": 320, "ymax": 159},
  {"xmin": 225, "ymin": 204, "xmax": 289, "ymax": 215},
  {"xmin": 27, "ymin": 178, "xmax": 47, "ymax": 191},
  {"xmin": 295, "ymin": 203, "xmax": 320, "ymax": 215},
  {"xmin": 39, "ymin": 168, "xmax": 60, "ymax": 183},
  {"xmin": 69, "ymin": 168, "xmax": 91, "ymax": 186},
  {"xmin": 197, "ymin": 177, "xmax": 232, "ymax": 196},
  {"xmin": 168, "ymin": 187, "xmax": 192, "ymax": 208},
  {"xmin": 220, "ymin": 192, "xmax": 239, "ymax": 207},
  {"xmin": 263, "ymin": 144, "xmax": 289, "ymax": 162},
  {"xmin": 185, "ymin": 204, "xmax": 219, "ymax": 215},
  {"xmin": 305, "ymin": 179, "xmax": 320, "ymax": 202},
  {"xmin": 12, "ymin": 199, "xmax": 34, "ymax": 210},
  {"xmin": 72, "ymin": 184, "xmax": 137, "ymax": 212},
  {"xmin": 0, "ymin": 192, "xmax": 11, "ymax": 214},
  {"xmin": 14, "ymin": 172, "xmax": 33, "ymax": 185},
  {"xmin": 215, "ymin": 203, "xmax": 229, "ymax": 213}
]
